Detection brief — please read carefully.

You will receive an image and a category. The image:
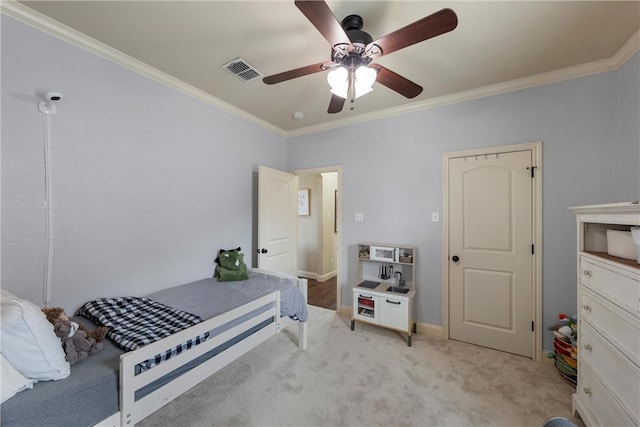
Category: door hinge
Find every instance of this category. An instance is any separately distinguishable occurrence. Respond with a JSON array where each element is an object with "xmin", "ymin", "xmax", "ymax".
[
  {"xmin": 531, "ymin": 244, "xmax": 535, "ymax": 255},
  {"xmin": 531, "ymin": 321, "xmax": 535, "ymax": 332},
  {"xmin": 527, "ymin": 166, "xmax": 537, "ymax": 178}
]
